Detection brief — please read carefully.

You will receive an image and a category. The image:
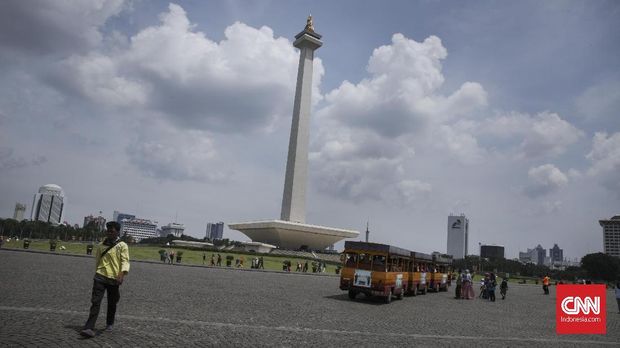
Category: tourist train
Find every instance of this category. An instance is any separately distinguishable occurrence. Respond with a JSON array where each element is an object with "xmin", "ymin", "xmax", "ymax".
[{"xmin": 340, "ymin": 241, "xmax": 453, "ymax": 303}]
